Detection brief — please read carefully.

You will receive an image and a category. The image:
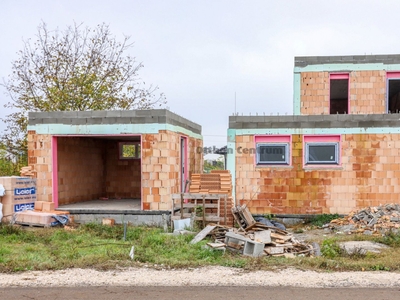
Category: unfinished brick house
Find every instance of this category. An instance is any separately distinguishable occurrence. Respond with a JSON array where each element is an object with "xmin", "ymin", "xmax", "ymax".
[
  {"xmin": 228, "ymin": 54, "xmax": 400, "ymax": 215},
  {"xmin": 27, "ymin": 109, "xmax": 203, "ymax": 222}
]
